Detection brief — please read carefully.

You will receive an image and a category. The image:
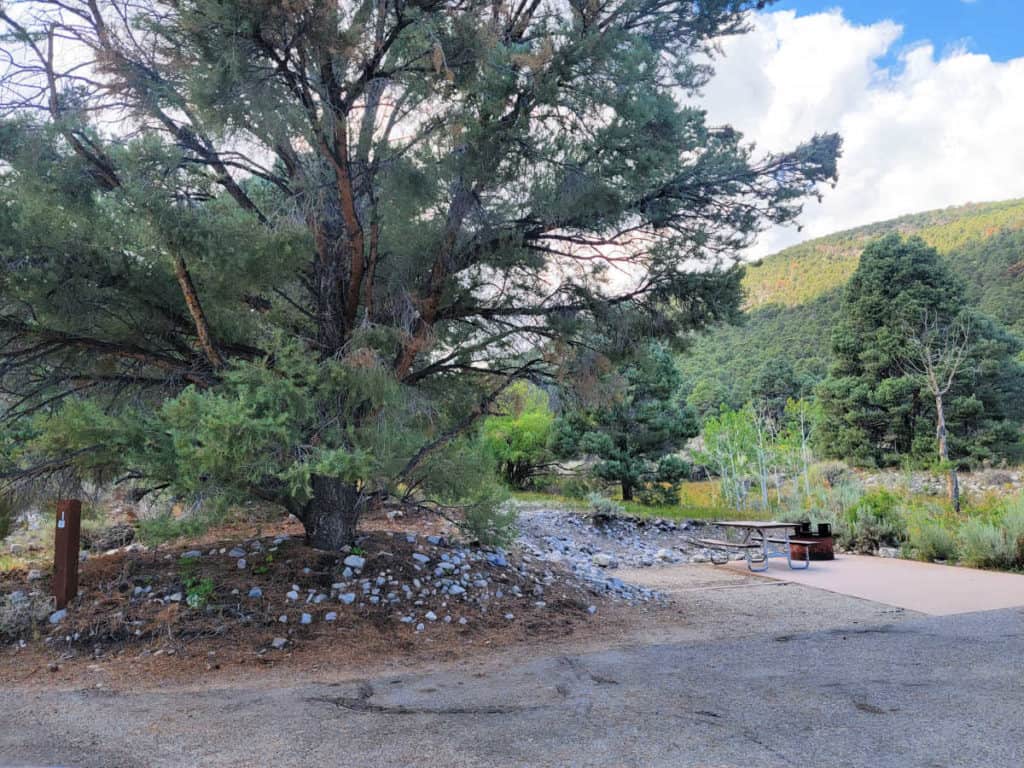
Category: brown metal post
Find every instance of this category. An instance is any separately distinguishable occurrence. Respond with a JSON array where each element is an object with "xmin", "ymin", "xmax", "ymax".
[{"xmin": 53, "ymin": 499, "xmax": 82, "ymax": 610}]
